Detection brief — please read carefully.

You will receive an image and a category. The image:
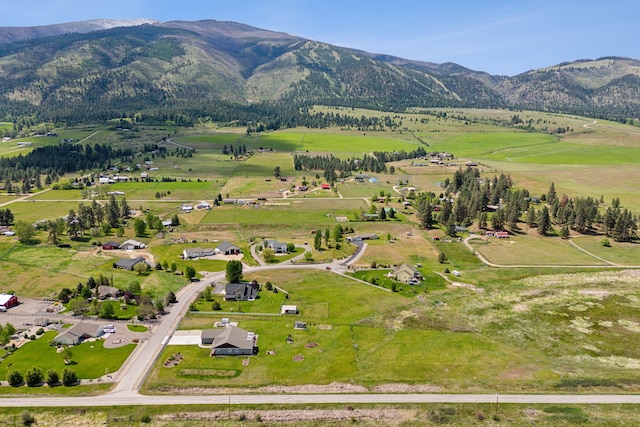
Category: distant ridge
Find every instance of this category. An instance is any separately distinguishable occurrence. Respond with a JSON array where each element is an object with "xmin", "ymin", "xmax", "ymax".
[{"xmin": 0, "ymin": 19, "xmax": 637, "ymax": 121}]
